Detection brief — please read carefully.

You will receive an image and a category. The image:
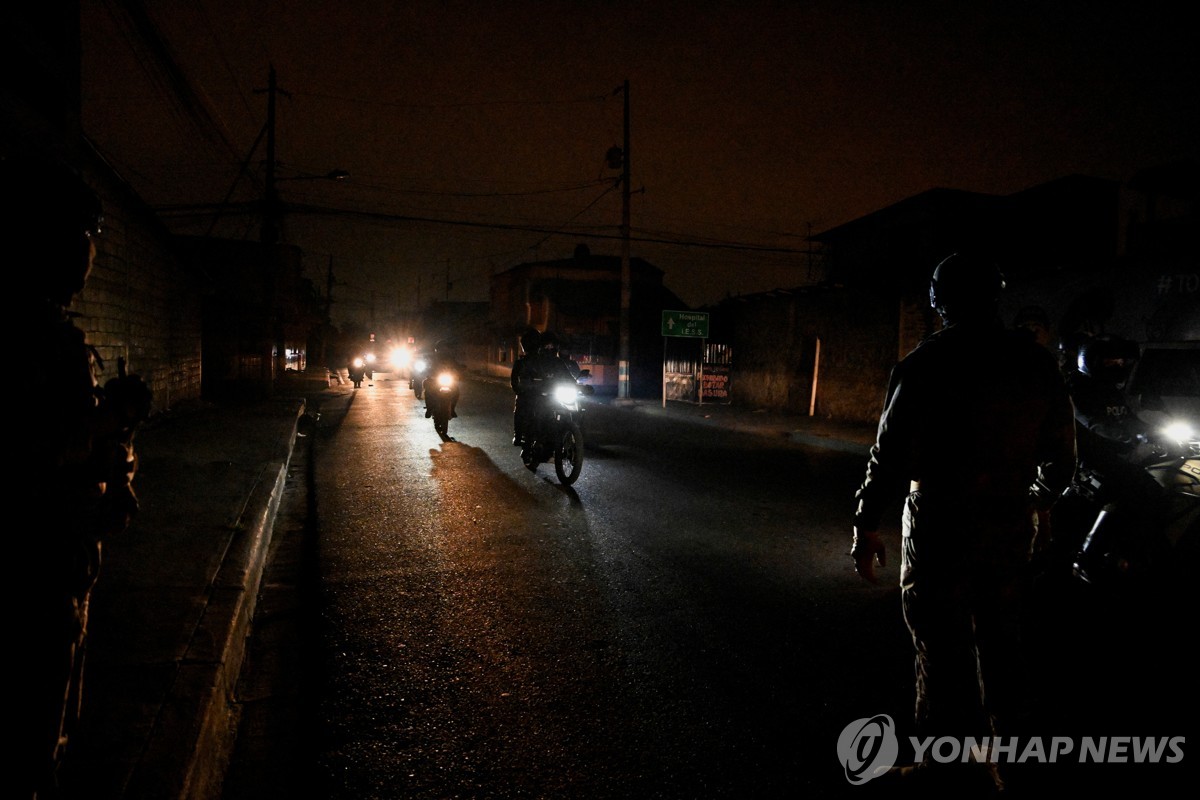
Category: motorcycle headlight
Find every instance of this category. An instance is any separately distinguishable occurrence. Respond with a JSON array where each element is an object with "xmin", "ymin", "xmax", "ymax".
[
  {"xmin": 352, "ymin": 357, "xmax": 364, "ymax": 368},
  {"xmin": 415, "ymin": 358, "xmax": 428, "ymax": 372},
  {"xmin": 365, "ymin": 352, "xmax": 377, "ymax": 364},
  {"xmin": 437, "ymin": 372, "xmax": 455, "ymax": 388},
  {"xmin": 391, "ymin": 347, "xmax": 411, "ymax": 368},
  {"xmin": 554, "ymin": 384, "xmax": 579, "ymax": 407},
  {"xmin": 1162, "ymin": 420, "xmax": 1196, "ymax": 444}
]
